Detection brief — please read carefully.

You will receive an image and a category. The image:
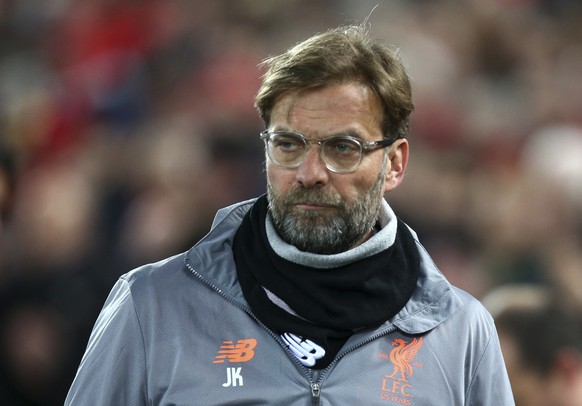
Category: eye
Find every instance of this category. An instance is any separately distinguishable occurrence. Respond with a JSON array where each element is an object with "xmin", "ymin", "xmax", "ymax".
[
  {"xmin": 271, "ymin": 134, "xmax": 304, "ymax": 152},
  {"xmin": 325, "ymin": 138, "xmax": 360, "ymax": 157}
]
